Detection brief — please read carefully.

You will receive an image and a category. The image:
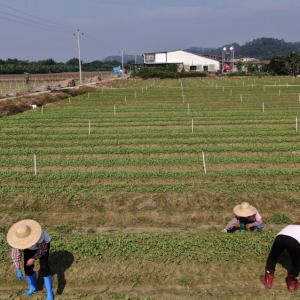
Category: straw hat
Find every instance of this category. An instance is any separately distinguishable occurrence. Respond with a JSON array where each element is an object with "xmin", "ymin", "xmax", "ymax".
[
  {"xmin": 7, "ymin": 220, "xmax": 42, "ymax": 249},
  {"xmin": 233, "ymin": 202, "xmax": 257, "ymax": 217}
]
